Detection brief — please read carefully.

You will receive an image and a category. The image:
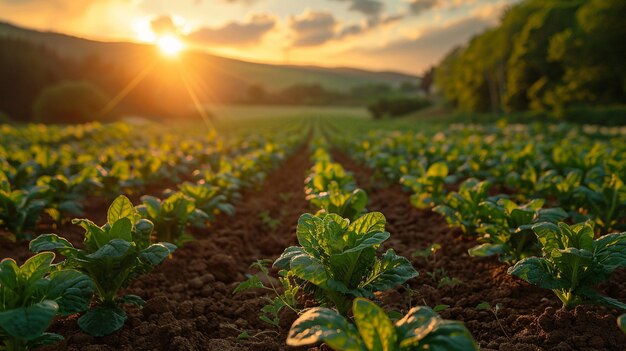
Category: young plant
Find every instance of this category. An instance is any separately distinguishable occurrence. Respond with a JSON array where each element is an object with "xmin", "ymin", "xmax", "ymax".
[
  {"xmin": 287, "ymin": 297, "xmax": 478, "ymax": 351},
  {"xmin": 307, "ymin": 181, "xmax": 368, "ymax": 221},
  {"xmin": 476, "ymin": 302, "xmax": 509, "ymax": 339},
  {"xmin": 136, "ymin": 192, "xmax": 209, "ymax": 245},
  {"xmin": 176, "ymin": 181, "xmax": 235, "ymax": 221},
  {"xmin": 0, "ymin": 171, "xmax": 48, "ymax": 242},
  {"xmin": 401, "ymin": 162, "xmax": 453, "ymax": 209},
  {"xmin": 470, "ymin": 199, "xmax": 568, "ymax": 264},
  {"xmin": 274, "ymin": 212, "xmax": 417, "ymax": 316},
  {"xmin": 30, "ymin": 195, "xmax": 176, "ymax": 337},
  {"xmin": 258, "ymin": 211, "xmax": 281, "ymax": 232},
  {"xmin": 37, "ymin": 172, "xmax": 102, "ymax": 224},
  {"xmin": 574, "ymin": 173, "xmax": 626, "ymax": 234},
  {"xmin": 0, "ymin": 252, "xmax": 94, "ymax": 351},
  {"xmin": 433, "ymin": 178, "xmax": 496, "ymax": 235},
  {"xmin": 619, "ymin": 314, "xmax": 626, "ymax": 334},
  {"xmin": 233, "ymin": 260, "xmax": 299, "ymax": 328},
  {"xmin": 508, "ymin": 221, "xmax": 626, "ymax": 309}
]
